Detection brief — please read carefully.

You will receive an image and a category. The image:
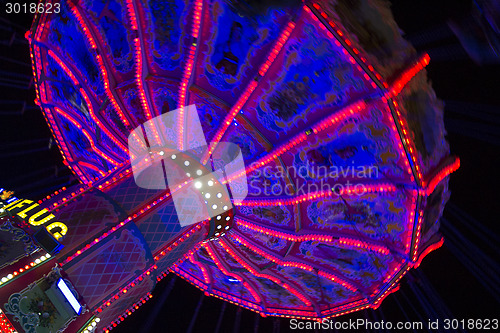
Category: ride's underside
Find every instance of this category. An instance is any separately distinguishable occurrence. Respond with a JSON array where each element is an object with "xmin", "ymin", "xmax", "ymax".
[{"xmin": 27, "ymin": 0, "xmax": 458, "ymax": 327}]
